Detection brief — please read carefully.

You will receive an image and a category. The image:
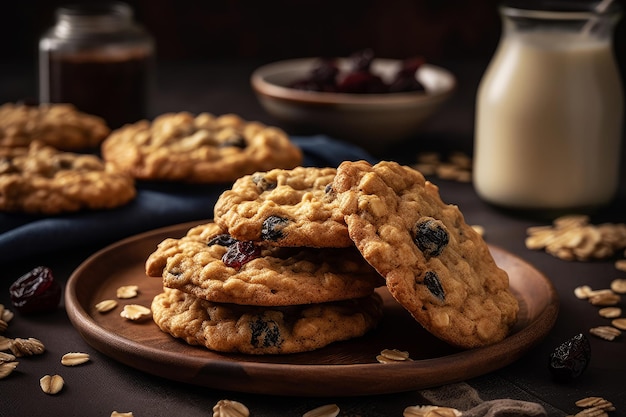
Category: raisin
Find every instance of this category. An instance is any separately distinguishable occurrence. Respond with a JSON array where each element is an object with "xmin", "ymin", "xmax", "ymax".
[
  {"xmin": 261, "ymin": 215, "xmax": 289, "ymax": 241},
  {"xmin": 289, "ymin": 58, "xmax": 339, "ymax": 92},
  {"xmin": 250, "ymin": 317, "xmax": 282, "ymax": 348},
  {"xmin": 288, "ymin": 50, "xmax": 428, "ymax": 94},
  {"xmin": 338, "ymin": 71, "xmax": 386, "ymax": 94},
  {"xmin": 348, "ymin": 48, "xmax": 375, "ymax": 72},
  {"xmin": 388, "ymin": 56, "xmax": 426, "ymax": 93},
  {"xmin": 207, "ymin": 234, "xmax": 237, "ymax": 247},
  {"xmin": 423, "ymin": 271, "xmax": 445, "ymax": 301},
  {"xmin": 549, "ymin": 333, "xmax": 591, "ymax": 382},
  {"xmin": 9, "ymin": 266, "xmax": 62, "ymax": 314},
  {"xmin": 220, "ymin": 133, "xmax": 246, "ymax": 149},
  {"xmin": 414, "ymin": 218, "xmax": 449, "ymax": 257},
  {"xmin": 0, "ymin": 158, "xmax": 17, "ymax": 175},
  {"xmin": 252, "ymin": 174, "xmax": 277, "ymax": 192},
  {"xmin": 222, "ymin": 241, "xmax": 261, "ymax": 270}
]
